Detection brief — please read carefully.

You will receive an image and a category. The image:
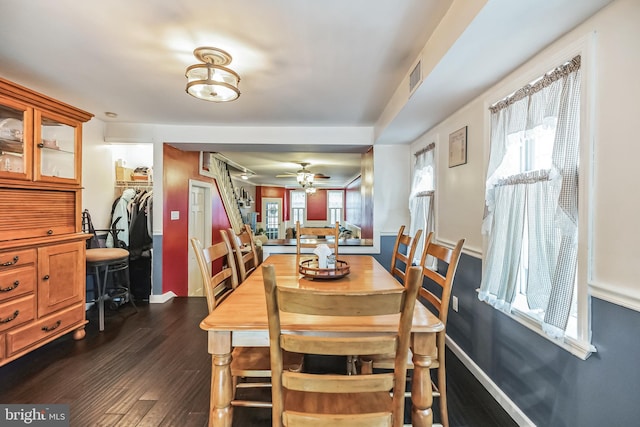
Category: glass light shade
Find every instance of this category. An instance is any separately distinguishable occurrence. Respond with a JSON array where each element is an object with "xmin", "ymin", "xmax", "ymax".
[
  {"xmin": 185, "ymin": 63, "xmax": 240, "ymax": 102},
  {"xmin": 297, "ymin": 171, "xmax": 314, "ymax": 186}
]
